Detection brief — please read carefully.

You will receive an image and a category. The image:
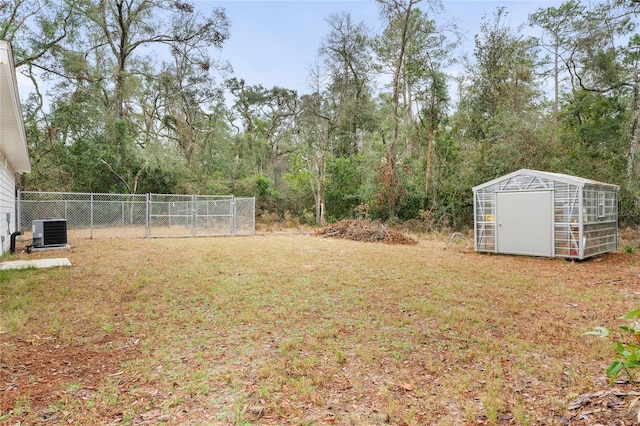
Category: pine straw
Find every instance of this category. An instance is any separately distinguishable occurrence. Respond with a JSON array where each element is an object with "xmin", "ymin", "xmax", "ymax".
[{"xmin": 314, "ymin": 219, "xmax": 418, "ymax": 245}]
